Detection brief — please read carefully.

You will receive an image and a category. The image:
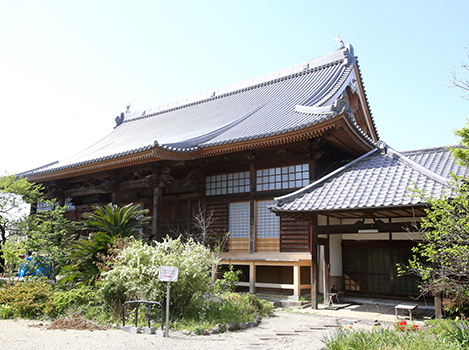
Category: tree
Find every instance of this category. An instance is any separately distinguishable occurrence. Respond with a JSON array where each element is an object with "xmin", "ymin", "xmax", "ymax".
[
  {"xmin": 24, "ymin": 200, "xmax": 81, "ymax": 280},
  {"xmin": 451, "ymin": 120, "xmax": 469, "ymax": 167},
  {"xmin": 0, "ymin": 174, "xmax": 43, "ymax": 244},
  {"xmin": 449, "ymin": 51, "xmax": 469, "ymax": 165},
  {"xmin": 450, "ymin": 49, "xmax": 469, "ymax": 100},
  {"xmin": 83, "ymin": 203, "xmax": 151, "ymax": 238},
  {"xmin": 401, "ymin": 57, "xmax": 469, "ymax": 316},
  {"xmin": 402, "ymin": 179, "xmax": 469, "ymax": 305},
  {"xmin": 59, "ymin": 203, "xmax": 151, "ymax": 285},
  {"xmin": 0, "ymin": 239, "xmax": 25, "ymax": 285},
  {"xmin": 0, "ymin": 174, "xmax": 43, "ymax": 272}
]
